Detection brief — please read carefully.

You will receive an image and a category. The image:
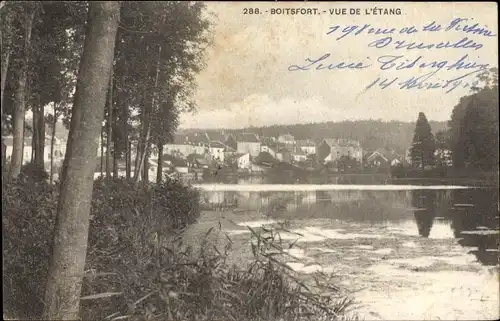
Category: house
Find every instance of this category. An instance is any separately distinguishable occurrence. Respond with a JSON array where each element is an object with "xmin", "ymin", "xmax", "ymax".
[
  {"xmin": 316, "ymin": 139, "xmax": 362, "ymax": 164},
  {"xmin": 164, "ymin": 132, "xmax": 210, "ymax": 157},
  {"xmin": 391, "ymin": 157, "xmax": 403, "ymax": 166},
  {"xmin": 227, "ymin": 152, "xmax": 250, "ymax": 169},
  {"xmin": 233, "ymin": 133, "xmax": 261, "ymax": 158},
  {"xmin": 296, "ymin": 139, "xmax": 316, "ymax": 155},
  {"xmin": 277, "ymin": 133, "xmax": 295, "ymax": 145},
  {"xmin": 209, "ymin": 141, "xmax": 227, "ymax": 163},
  {"xmin": 365, "ymin": 150, "xmax": 390, "ymax": 168},
  {"xmin": 2, "ymin": 135, "xmax": 66, "ymax": 167},
  {"xmin": 260, "ymin": 137, "xmax": 278, "ymax": 157},
  {"xmin": 164, "ymin": 134, "xmax": 194, "ymax": 156},
  {"xmin": 148, "ymin": 154, "xmax": 189, "ymax": 174},
  {"xmin": 292, "ymin": 148, "xmax": 307, "ymax": 162}
]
